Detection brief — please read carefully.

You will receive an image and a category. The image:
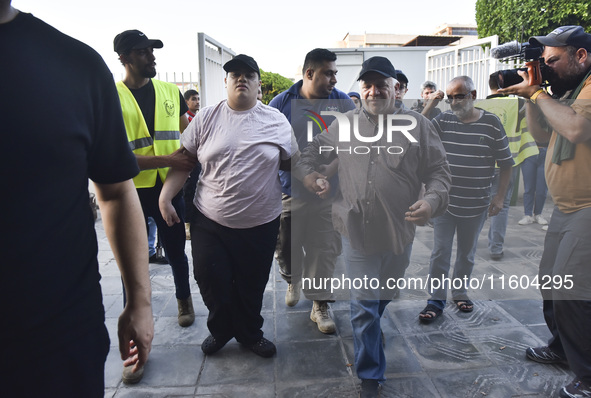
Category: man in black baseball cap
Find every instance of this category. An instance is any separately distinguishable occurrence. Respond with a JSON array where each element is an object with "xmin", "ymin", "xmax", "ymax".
[
  {"xmin": 357, "ymin": 56, "xmax": 399, "ymax": 116},
  {"xmin": 395, "ymin": 69, "xmax": 409, "ymax": 101},
  {"xmin": 295, "ymin": 53, "xmax": 450, "ymax": 397},
  {"xmin": 529, "ymin": 25, "xmax": 591, "ymax": 51},
  {"xmin": 113, "ymin": 28, "xmax": 196, "ymax": 385},
  {"xmin": 114, "ymin": 29, "xmax": 163, "ymax": 55},
  {"xmin": 223, "ymin": 54, "xmax": 260, "ymax": 77}
]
